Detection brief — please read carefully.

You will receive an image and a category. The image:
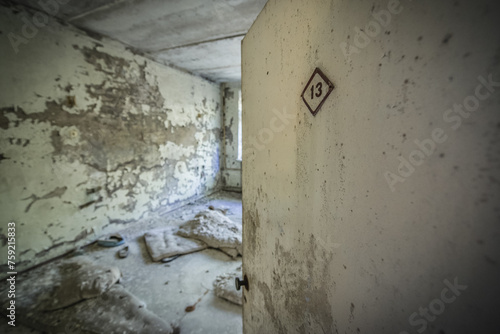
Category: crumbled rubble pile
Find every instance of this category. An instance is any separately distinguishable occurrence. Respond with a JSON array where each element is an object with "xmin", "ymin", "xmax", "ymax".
[
  {"xmin": 144, "ymin": 209, "xmax": 242, "ymax": 261},
  {"xmin": 145, "ymin": 226, "xmax": 207, "ymax": 262},
  {"xmin": 0, "ymin": 257, "xmax": 174, "ymax": 334},
  {"xmin": 213, "ymin": 268, "xmax": 243, "ymax": 305}
]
